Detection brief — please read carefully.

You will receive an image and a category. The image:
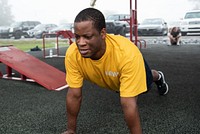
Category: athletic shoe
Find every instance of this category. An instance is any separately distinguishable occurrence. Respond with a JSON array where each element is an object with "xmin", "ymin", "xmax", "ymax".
[{"xmin": 155, "ymin": 71, "xmax": 169, "ymax": 95}]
